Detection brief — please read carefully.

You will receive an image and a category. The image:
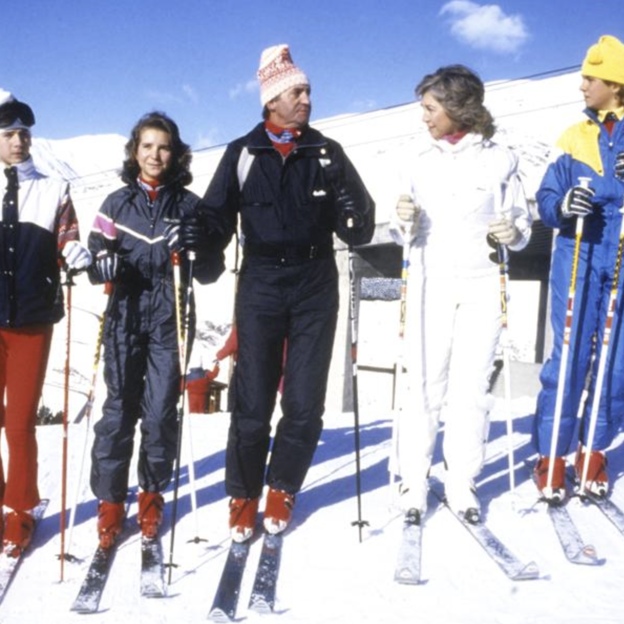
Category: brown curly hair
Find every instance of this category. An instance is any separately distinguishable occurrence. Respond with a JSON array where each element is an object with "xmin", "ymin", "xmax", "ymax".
[{"xmin": 121, "ymin": 111, "xmax": 193, "ymax": 186}]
